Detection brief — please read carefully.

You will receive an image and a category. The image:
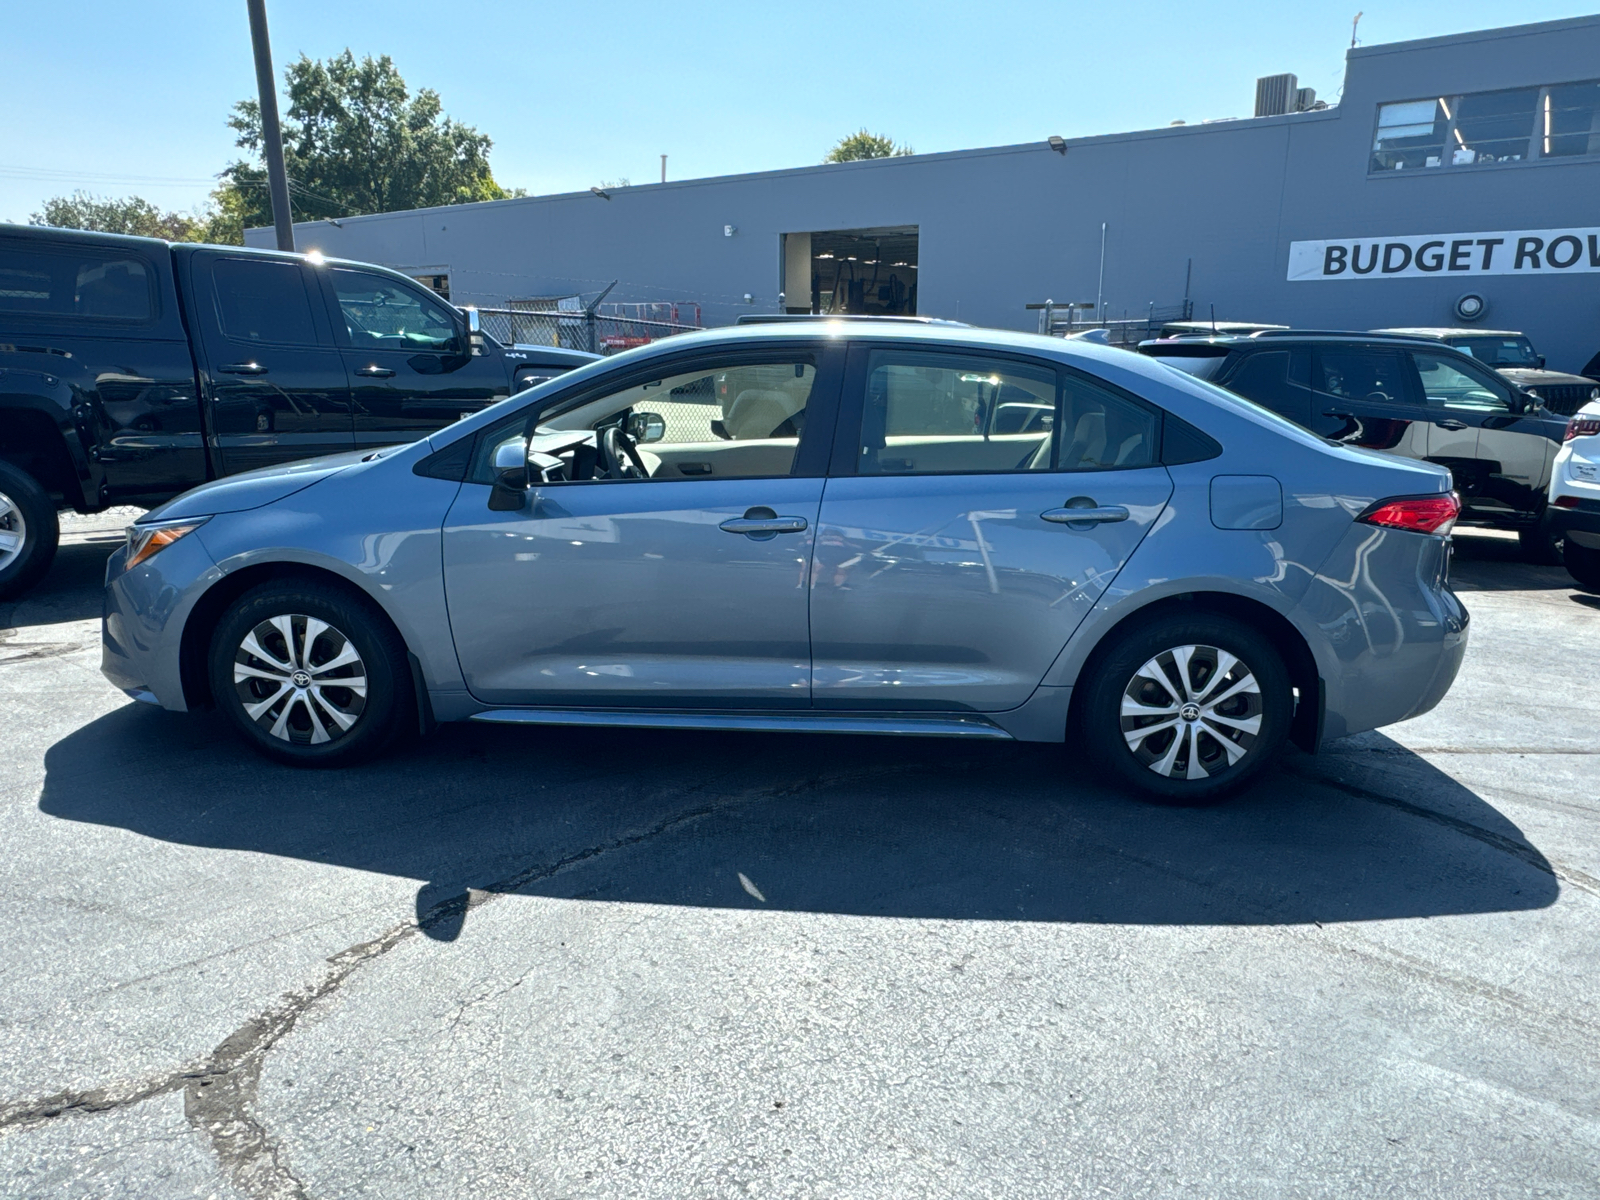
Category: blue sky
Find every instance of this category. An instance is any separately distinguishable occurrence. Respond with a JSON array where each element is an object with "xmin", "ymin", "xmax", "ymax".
[{"xmin": 2, "ymin": 1, "xmax": 1594, "ymax": 222}]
